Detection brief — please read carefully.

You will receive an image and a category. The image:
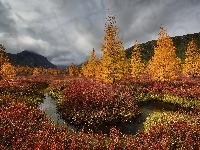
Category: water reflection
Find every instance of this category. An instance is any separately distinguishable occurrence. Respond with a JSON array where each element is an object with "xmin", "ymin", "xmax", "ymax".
[
  {"xmin": 116, "ymin": 101, "xmax": 179, "ymax": 135},
  {"xmin": 38, "ymin": 94, "xmax": 78, "ymax": 131}
]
